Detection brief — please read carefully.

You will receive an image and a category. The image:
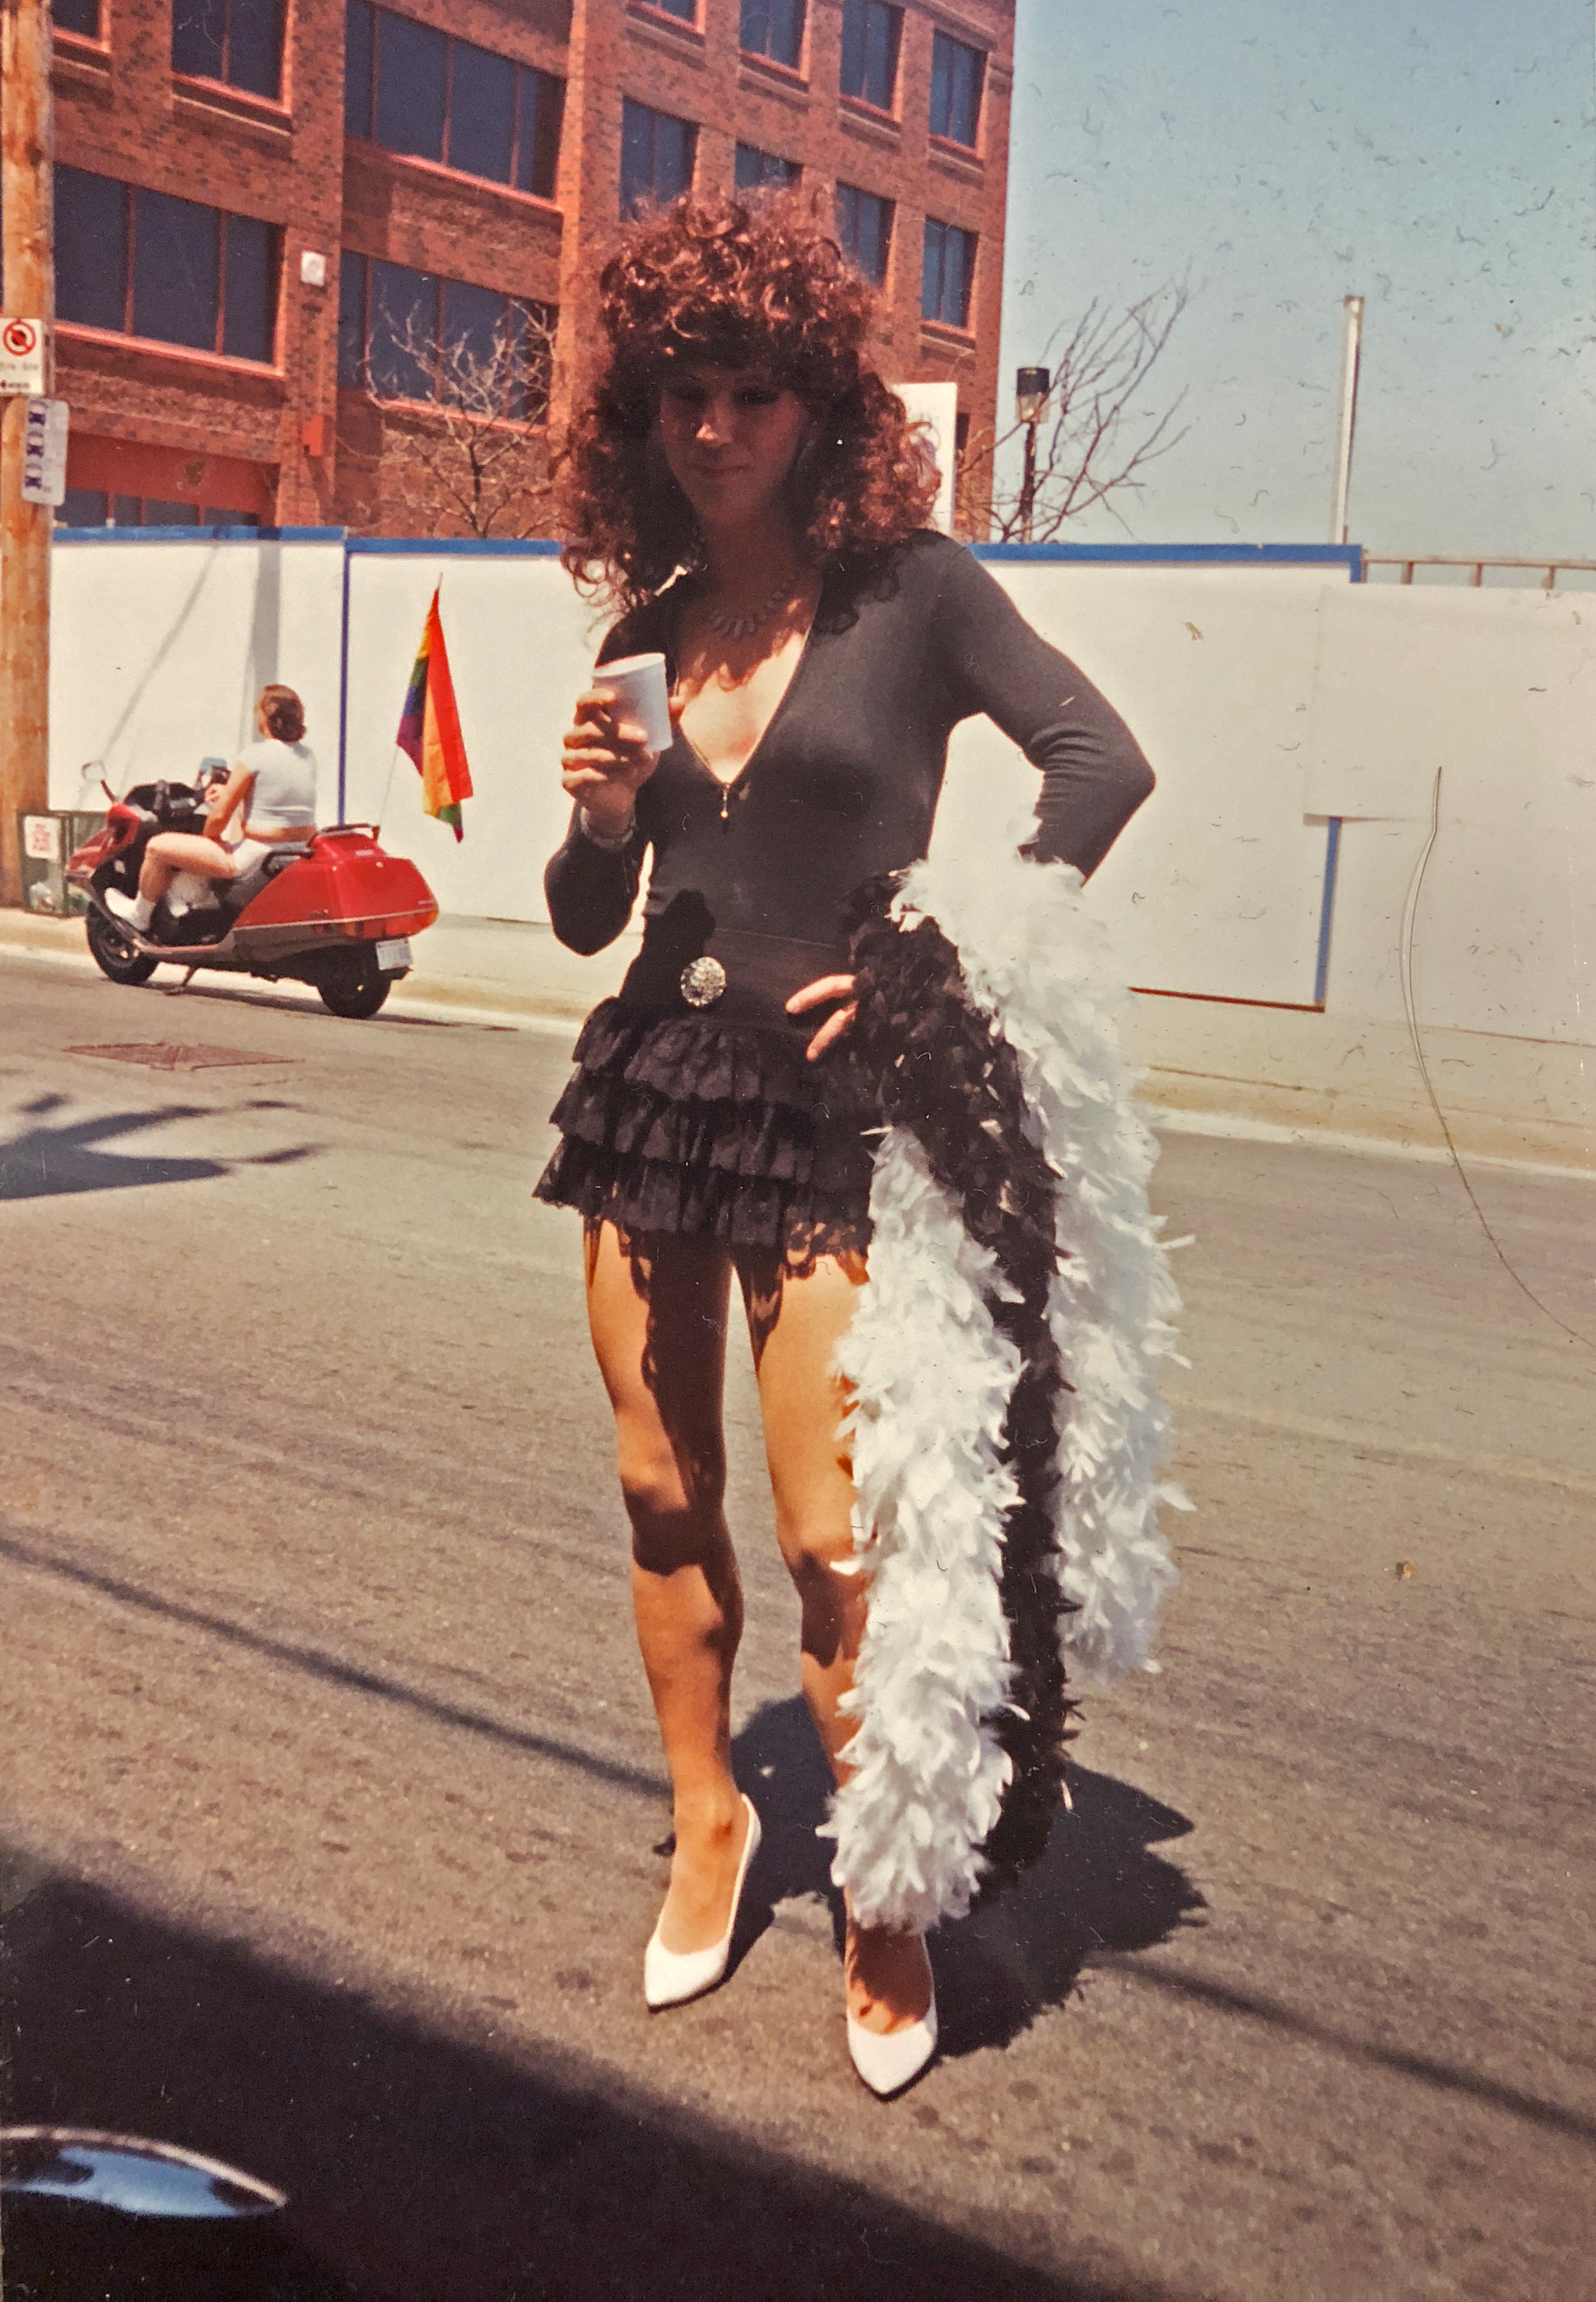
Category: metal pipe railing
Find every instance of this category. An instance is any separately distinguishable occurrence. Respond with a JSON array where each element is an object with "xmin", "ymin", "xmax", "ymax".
[{"xmin": 1365, "ymin": 554, "xmax": 1596, "ymax": 591}]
